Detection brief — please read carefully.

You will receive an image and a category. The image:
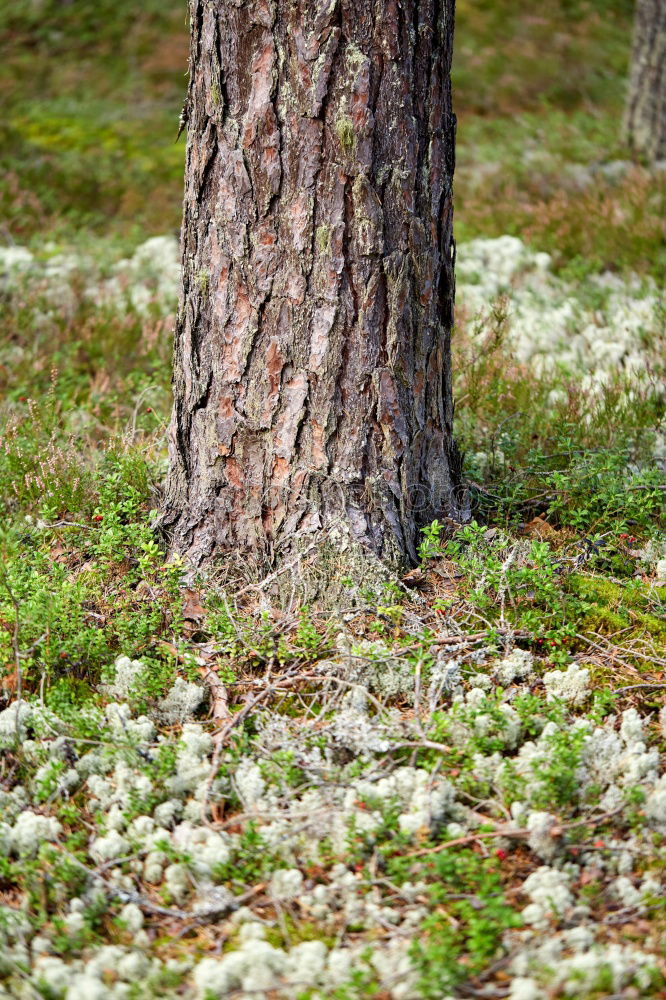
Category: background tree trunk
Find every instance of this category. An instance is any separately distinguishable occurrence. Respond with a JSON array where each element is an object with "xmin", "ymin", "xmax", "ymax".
[
  {"xmin": 163, "ymin": 0, "xmax": 461, "ymax": 583},
  {"xmin": 624, "ymin": 0, "xmax": 665, "ymax": 163}
]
